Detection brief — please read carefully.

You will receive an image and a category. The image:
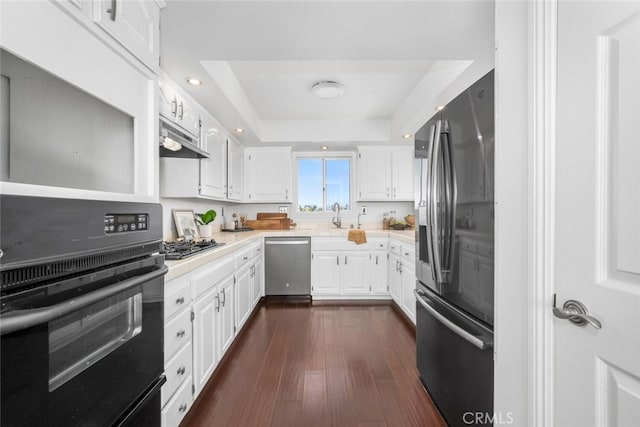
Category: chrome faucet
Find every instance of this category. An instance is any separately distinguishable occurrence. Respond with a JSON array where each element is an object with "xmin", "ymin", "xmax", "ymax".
[{"xmin": 331, "ymin": 202, "xmax": 342, "ymax": 229}]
